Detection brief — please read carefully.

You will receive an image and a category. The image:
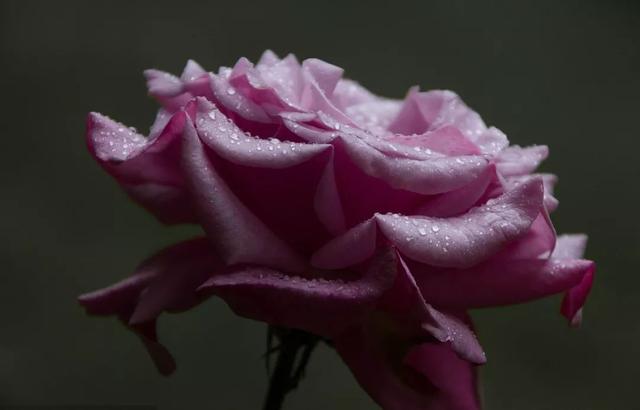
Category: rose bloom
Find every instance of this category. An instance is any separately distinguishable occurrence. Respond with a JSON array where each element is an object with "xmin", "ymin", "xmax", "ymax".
[{"xmin": 79, "ymin": 50, "xmax": 594, "ymax": 410}]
